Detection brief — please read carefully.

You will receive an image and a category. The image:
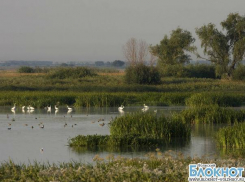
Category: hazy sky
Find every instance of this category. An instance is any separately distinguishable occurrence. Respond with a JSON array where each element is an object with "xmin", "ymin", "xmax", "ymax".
[{"xmin": 0, "ymin": 0, "xmax": 245, "ymax": 62}]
